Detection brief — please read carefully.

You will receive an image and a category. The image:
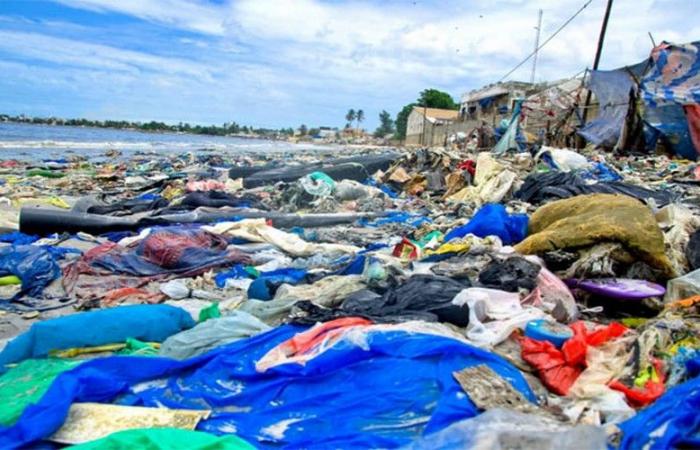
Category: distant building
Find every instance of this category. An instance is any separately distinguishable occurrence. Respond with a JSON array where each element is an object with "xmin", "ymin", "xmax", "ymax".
[
  {"xmin": 405, "ymin": 106, "xmax": 459, "ymax": 146},
  {"xmin": 315, "ymin": 126, "xmax": 337, "ymax": 139},
  {"xmin": 460, "ymin": 81, "xmax": 535, "ymax": 124}
]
